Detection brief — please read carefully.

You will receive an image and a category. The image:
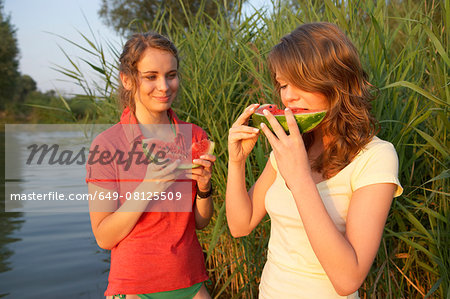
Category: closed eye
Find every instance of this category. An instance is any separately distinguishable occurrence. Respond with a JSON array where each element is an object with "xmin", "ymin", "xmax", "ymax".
[
  {"xmin": 144, "ymin": 75, "xmax": 157, "ymax": 81},
  {"xmin": 167, "ymin": 72, "xmax": 178, "ymax": 79}
]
